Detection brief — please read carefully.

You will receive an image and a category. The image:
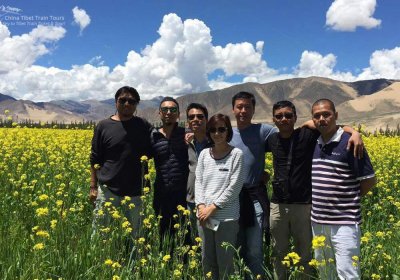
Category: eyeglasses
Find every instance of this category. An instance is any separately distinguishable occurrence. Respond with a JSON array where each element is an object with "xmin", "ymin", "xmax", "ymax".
[
  {"xmin": 209, "ymin": 127, "xmax": 228, "ymax": 134},
  {"xmin": 118, "ymin": 98, "xmax": 138, "ymax": 105},
  {"xmin": 188, "ymin": 114, "xmax": 205, "ymax": 120},
  {"xmin": 274, "ymin": 113, "xmax": 294, "ymax": 120},
  {"xmin": 160, "ymin": 107, "xmax": 178, "ymax": 113}
]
